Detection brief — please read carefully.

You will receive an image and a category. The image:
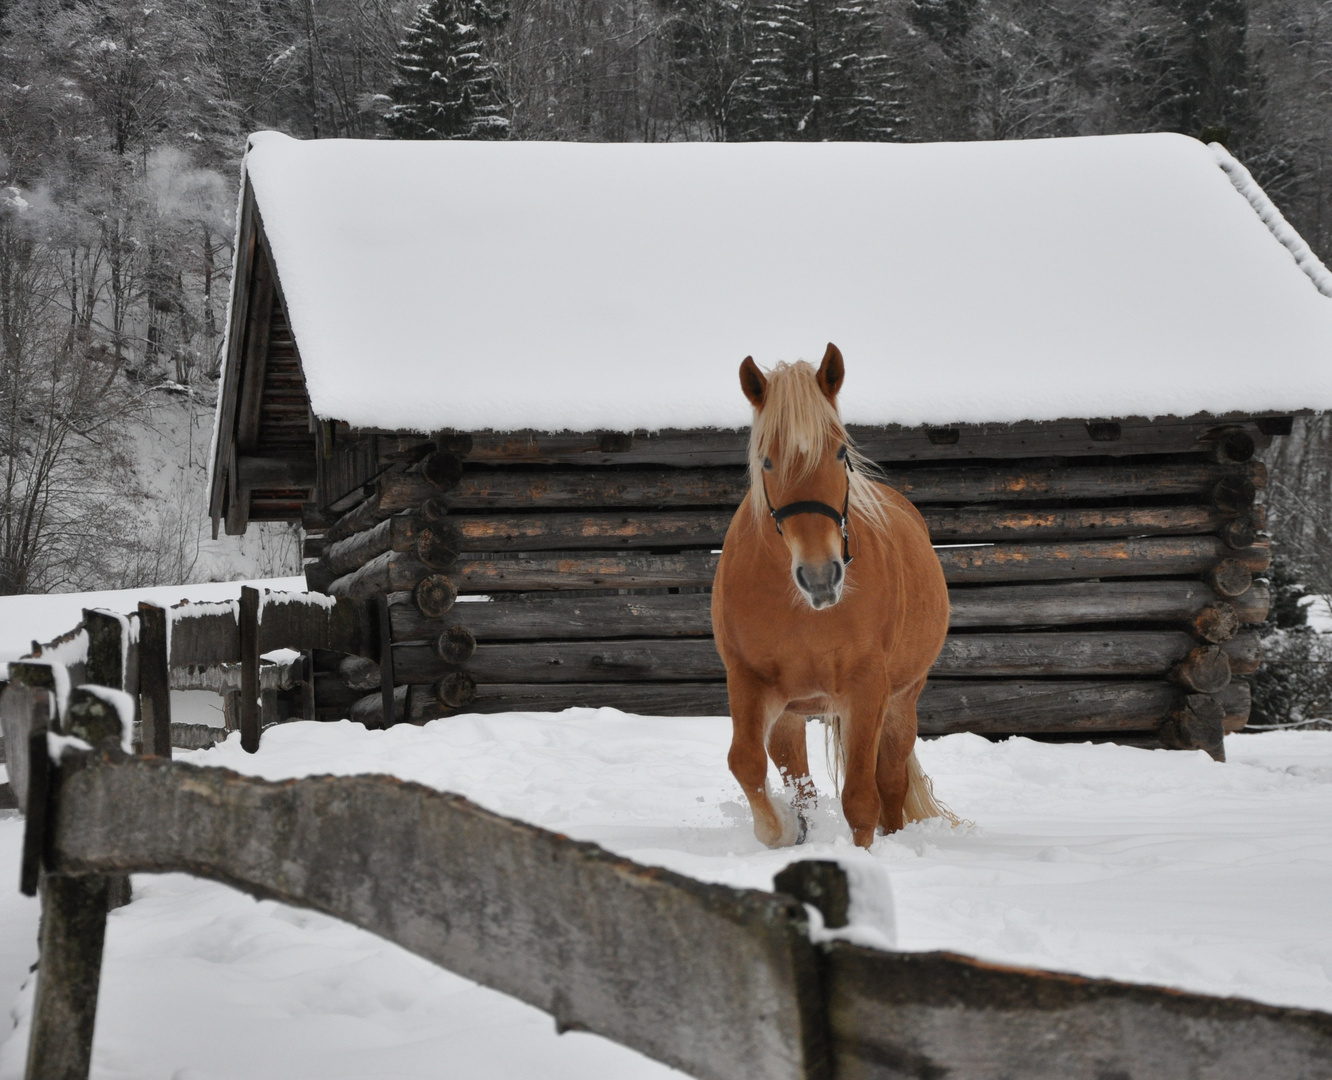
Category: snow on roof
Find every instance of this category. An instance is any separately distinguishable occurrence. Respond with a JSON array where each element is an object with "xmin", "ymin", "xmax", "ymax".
[{"xmin": 241, "ymin": 131, "xmax": 1332, "ymax": 432}]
